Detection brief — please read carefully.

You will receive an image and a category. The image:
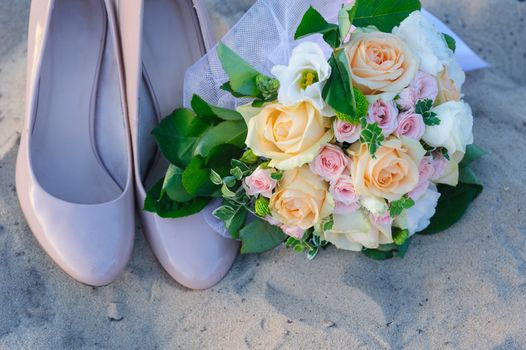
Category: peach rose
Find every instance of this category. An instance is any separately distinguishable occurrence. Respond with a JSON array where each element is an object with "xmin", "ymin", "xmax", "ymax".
[
  {"xmin": 241, "ymin": 102, "xmax": 333, "ymax": 171},
  {"xmin": 345, "ymin": 32, "xmax": 418, "ymax": 95},
  {"xmin": 270, "ymin": 166, "xmax": 334, "ymax": 230},
  {"xmin": 436, "ymin": 67, "xmax": 461, "ymax": 104},
  {"xmin": 350, "ymin": 137, "xmax": 426, "ymax": 202}
]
